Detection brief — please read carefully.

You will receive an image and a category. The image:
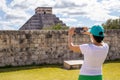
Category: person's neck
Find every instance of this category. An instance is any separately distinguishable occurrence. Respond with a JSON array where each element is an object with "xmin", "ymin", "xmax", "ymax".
[{"xmin": 93, "ymin": 42, "xmax": 103, "ymax": 46}]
